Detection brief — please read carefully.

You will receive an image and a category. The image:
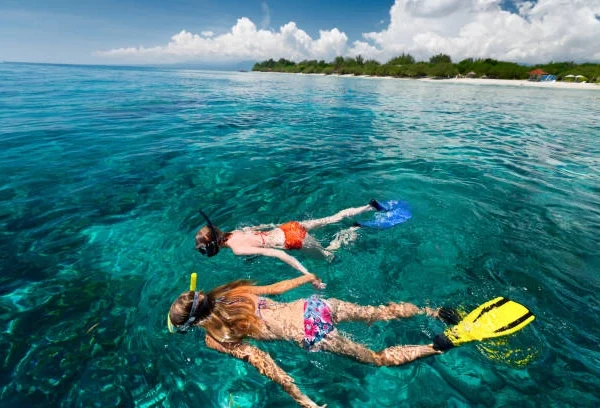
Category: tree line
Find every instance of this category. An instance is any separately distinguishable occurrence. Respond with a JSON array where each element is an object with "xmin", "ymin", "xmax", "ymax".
[{"xmin": 252, "ymin": 54, "xmax": 600, "ymax": 82}]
